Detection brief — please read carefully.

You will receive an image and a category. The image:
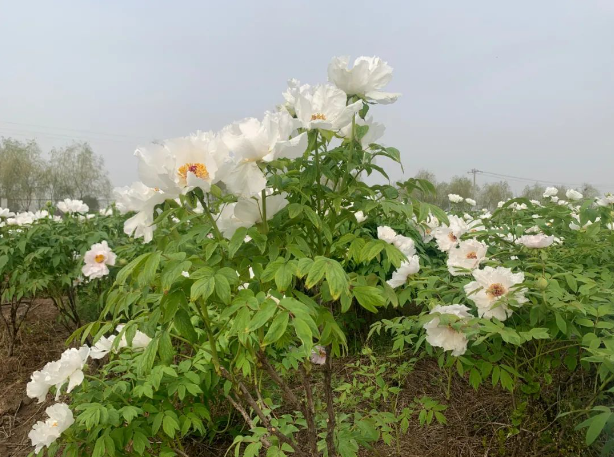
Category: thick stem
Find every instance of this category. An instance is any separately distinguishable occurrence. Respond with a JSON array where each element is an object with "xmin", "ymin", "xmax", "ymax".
[
  {"xmin": 299, "ymin": 365, "xmax": 319, "ymax": 456},
  {"xmin": 323, "ymin": 348, "xmax": 336, "ymax": 457}
]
